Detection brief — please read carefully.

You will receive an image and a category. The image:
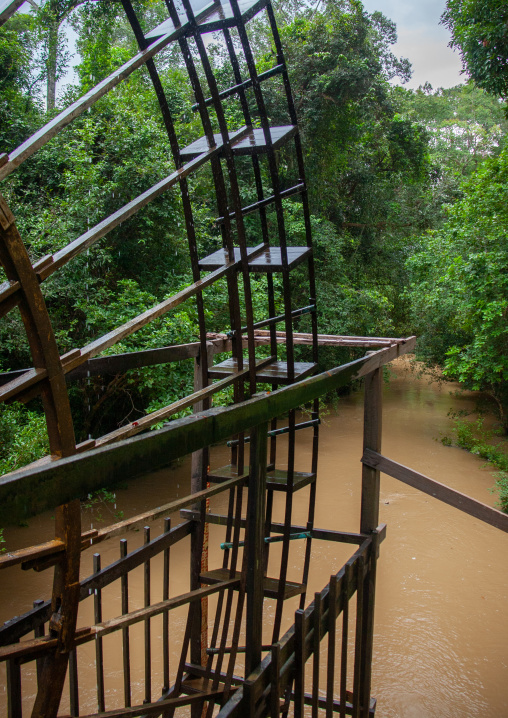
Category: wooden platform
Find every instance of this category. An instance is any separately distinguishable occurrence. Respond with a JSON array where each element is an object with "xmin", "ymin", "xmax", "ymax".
[
  {"xmin": 199, "ymin": 246, "xmax": 311, "ymax": 272},
  {"xmin": 208, "ymin": 465, "xmax": 316, "ymax": 492},
  {"xmin": 180, "ymin": 126, "xmax": 297, "ymax": 160},
  {"xmin": 207, "ymin": 464, "xmax": 249, "ymax": 483},
  {"xmin": 146, "ymin": 0, "xmax": 267, "ymax": 41},
  {"xmin": 267, "ymin": 469, "xmax": 316, "ymax": 492},
  {"xmin": 208, "ymin": 358, "xmax": 317, "ymax": 384},
  {"xmin": 200, "ymin": 568, "xmax": 305, "ymax": 600}
]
